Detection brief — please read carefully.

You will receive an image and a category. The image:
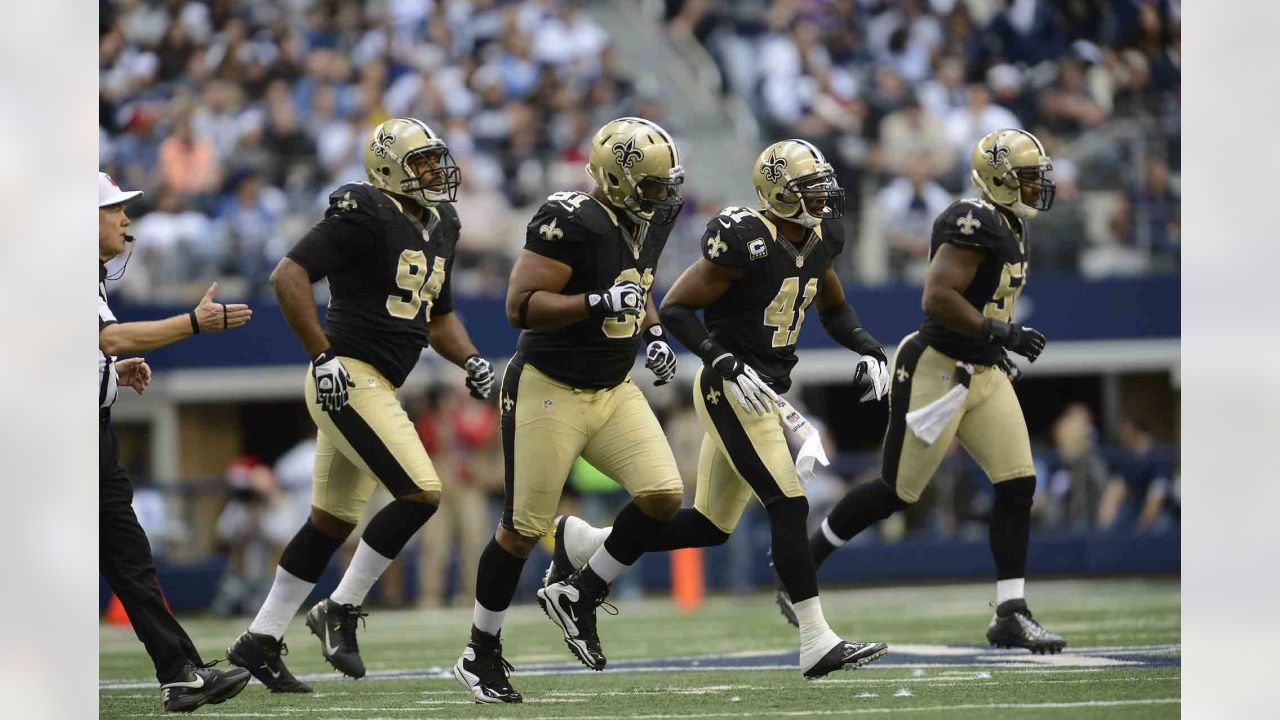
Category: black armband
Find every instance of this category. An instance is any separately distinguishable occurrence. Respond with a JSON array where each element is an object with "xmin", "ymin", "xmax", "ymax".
[
  {"xmin": 188, "ymin": 310, "xmax": 201, "ymax": 335},
  {"xmin": 516, "ymin": 290, "xmax": 537, "ymax": 329},
  {"xmin": 820, "ymin": 303, "xmax": 882, "ymax": 358},
  {"xmin": 657, "ymin": 303, "xmax": 725, "ymax": 364}
]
